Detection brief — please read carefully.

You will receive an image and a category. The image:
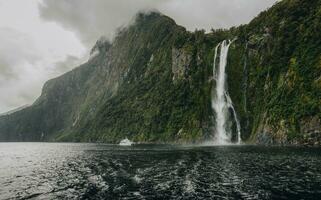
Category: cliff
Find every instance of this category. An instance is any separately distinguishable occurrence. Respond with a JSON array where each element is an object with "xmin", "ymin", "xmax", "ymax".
[
  {"xmin": 233, "ymin": 0, "xmax": 321, "ymax": 145},
  {"xmin": 0, "ymin": 0, "xmax": 320, "ymax": 145}
]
